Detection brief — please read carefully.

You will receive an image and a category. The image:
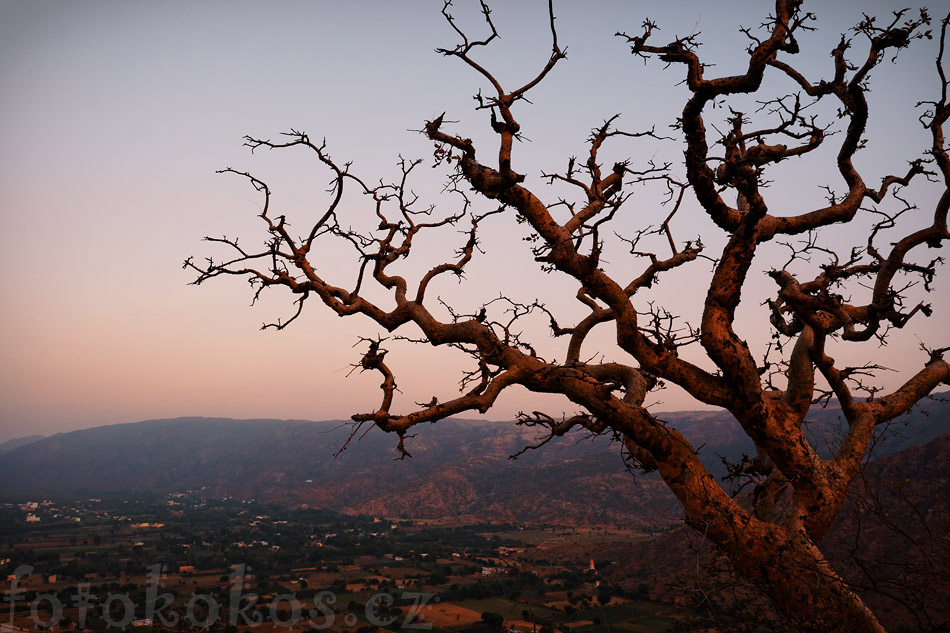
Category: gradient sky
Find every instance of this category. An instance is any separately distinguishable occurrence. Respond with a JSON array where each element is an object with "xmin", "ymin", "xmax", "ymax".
[{"xmin": 1, "ymin": 1, "xmax": 946, "ymax": 443}]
